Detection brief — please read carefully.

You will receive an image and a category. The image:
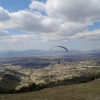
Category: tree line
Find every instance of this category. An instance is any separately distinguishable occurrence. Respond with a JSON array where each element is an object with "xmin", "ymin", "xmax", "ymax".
[{"xmin": 0, "ymin": 72, "xmax": 100, "ymax": 94}]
